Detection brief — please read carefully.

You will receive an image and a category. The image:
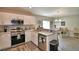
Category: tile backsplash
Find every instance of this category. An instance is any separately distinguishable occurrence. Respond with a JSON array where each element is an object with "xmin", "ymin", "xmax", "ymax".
[
  {"xmin": 0, "ymin": 25, "xmax": 4, "ymax": 32},
  {"xmin": 8, "ymin": 25, "xmax": 35, "ymax": 31},
  {"xmin": 0, "ymin": 25, "xmax": 35, "ymax": 32}
]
